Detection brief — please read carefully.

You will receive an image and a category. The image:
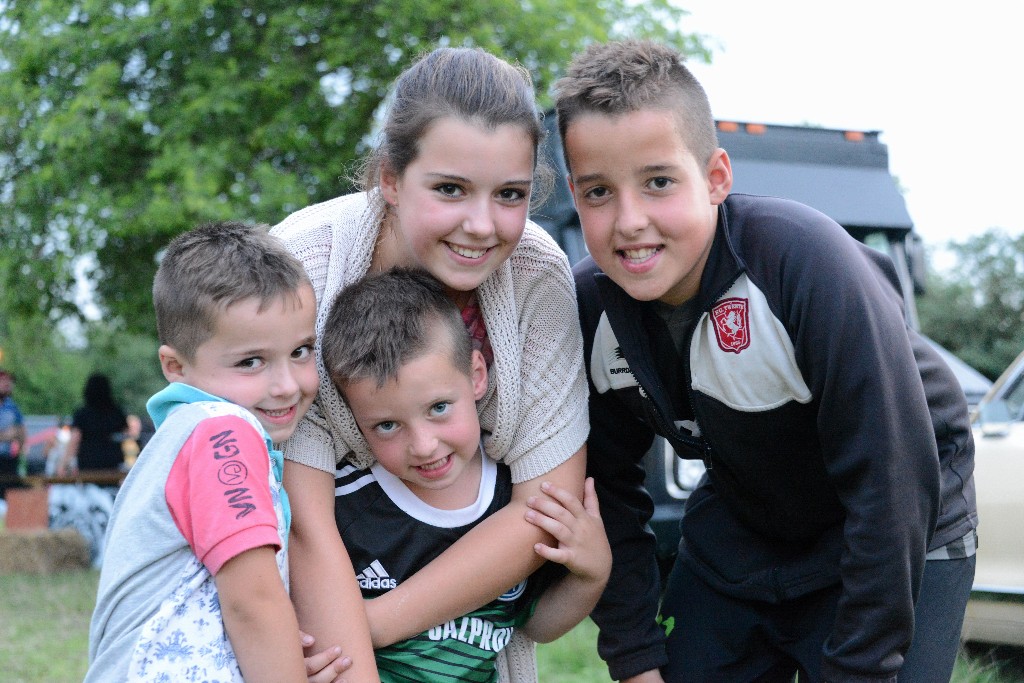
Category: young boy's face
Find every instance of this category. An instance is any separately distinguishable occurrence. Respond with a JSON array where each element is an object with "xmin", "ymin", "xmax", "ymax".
[
  {"xmin": 343, "ymin": 332, "xmax": 488, "ymax": 509},
  {"xmin": 565, "ymin": 108, "xmax": 732, "ymax": 305},
  {"xmin": 159, "ymin": 284, "xmax": 319, "ymax": 445}
]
